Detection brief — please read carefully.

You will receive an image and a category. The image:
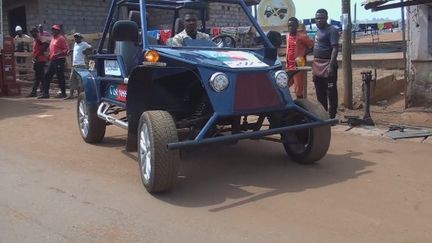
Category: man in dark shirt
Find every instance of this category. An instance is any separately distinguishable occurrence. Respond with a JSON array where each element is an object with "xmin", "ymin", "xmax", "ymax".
[
  {"xmin": 312, "ymin": 9, "xmax": 339, "ymax": 119},
  {"xmin": 27, "ymin": 27, "xmax": 49, "ymax": 97}
]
